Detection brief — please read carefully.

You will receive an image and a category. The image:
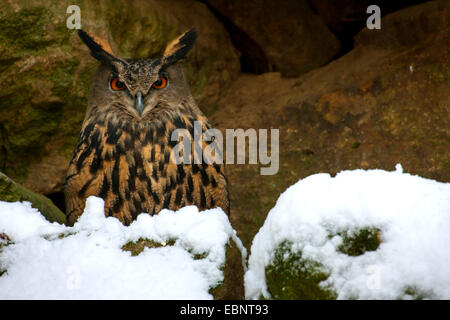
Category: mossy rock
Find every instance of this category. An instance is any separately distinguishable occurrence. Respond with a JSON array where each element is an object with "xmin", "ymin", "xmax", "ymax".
[
  {"xmin": 121, "ymin": 236, "xmax": 245, "ymax": 299},
  {"xmin": 121, "ymin": 238, "xmax": 177, "ymax": 256},
  {"xmin": 335, "ymin": 227, "xmax": 381, "ymax": 256},
  {"xmin": 265, "ymin": 227, "xmax": 381, "ymax": 300},
  {"xmin": 403, "ymin": 285, "xmax": 434, "ymax": 300},
  {"xmin": 0, "ymin": 171, "xmax": 65, "ymax": 224},
  {"xmin": 265, "ymin": 241, "xmax": 337, "ymax": 300}
]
